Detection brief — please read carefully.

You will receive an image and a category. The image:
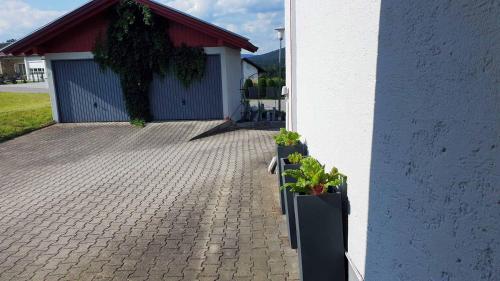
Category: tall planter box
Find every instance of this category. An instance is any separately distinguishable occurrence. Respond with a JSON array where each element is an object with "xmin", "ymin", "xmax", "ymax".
[
  {"xmin": 295, "ymin": 192, "xmax": 346, "ymax": 281},
  {"xmin": 276, "ymin": 143, "xmax": 303, "ymax": 214},
  {"xmin": 280, "ymin": 158, "xmax": 300, "ymax": 249}
]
